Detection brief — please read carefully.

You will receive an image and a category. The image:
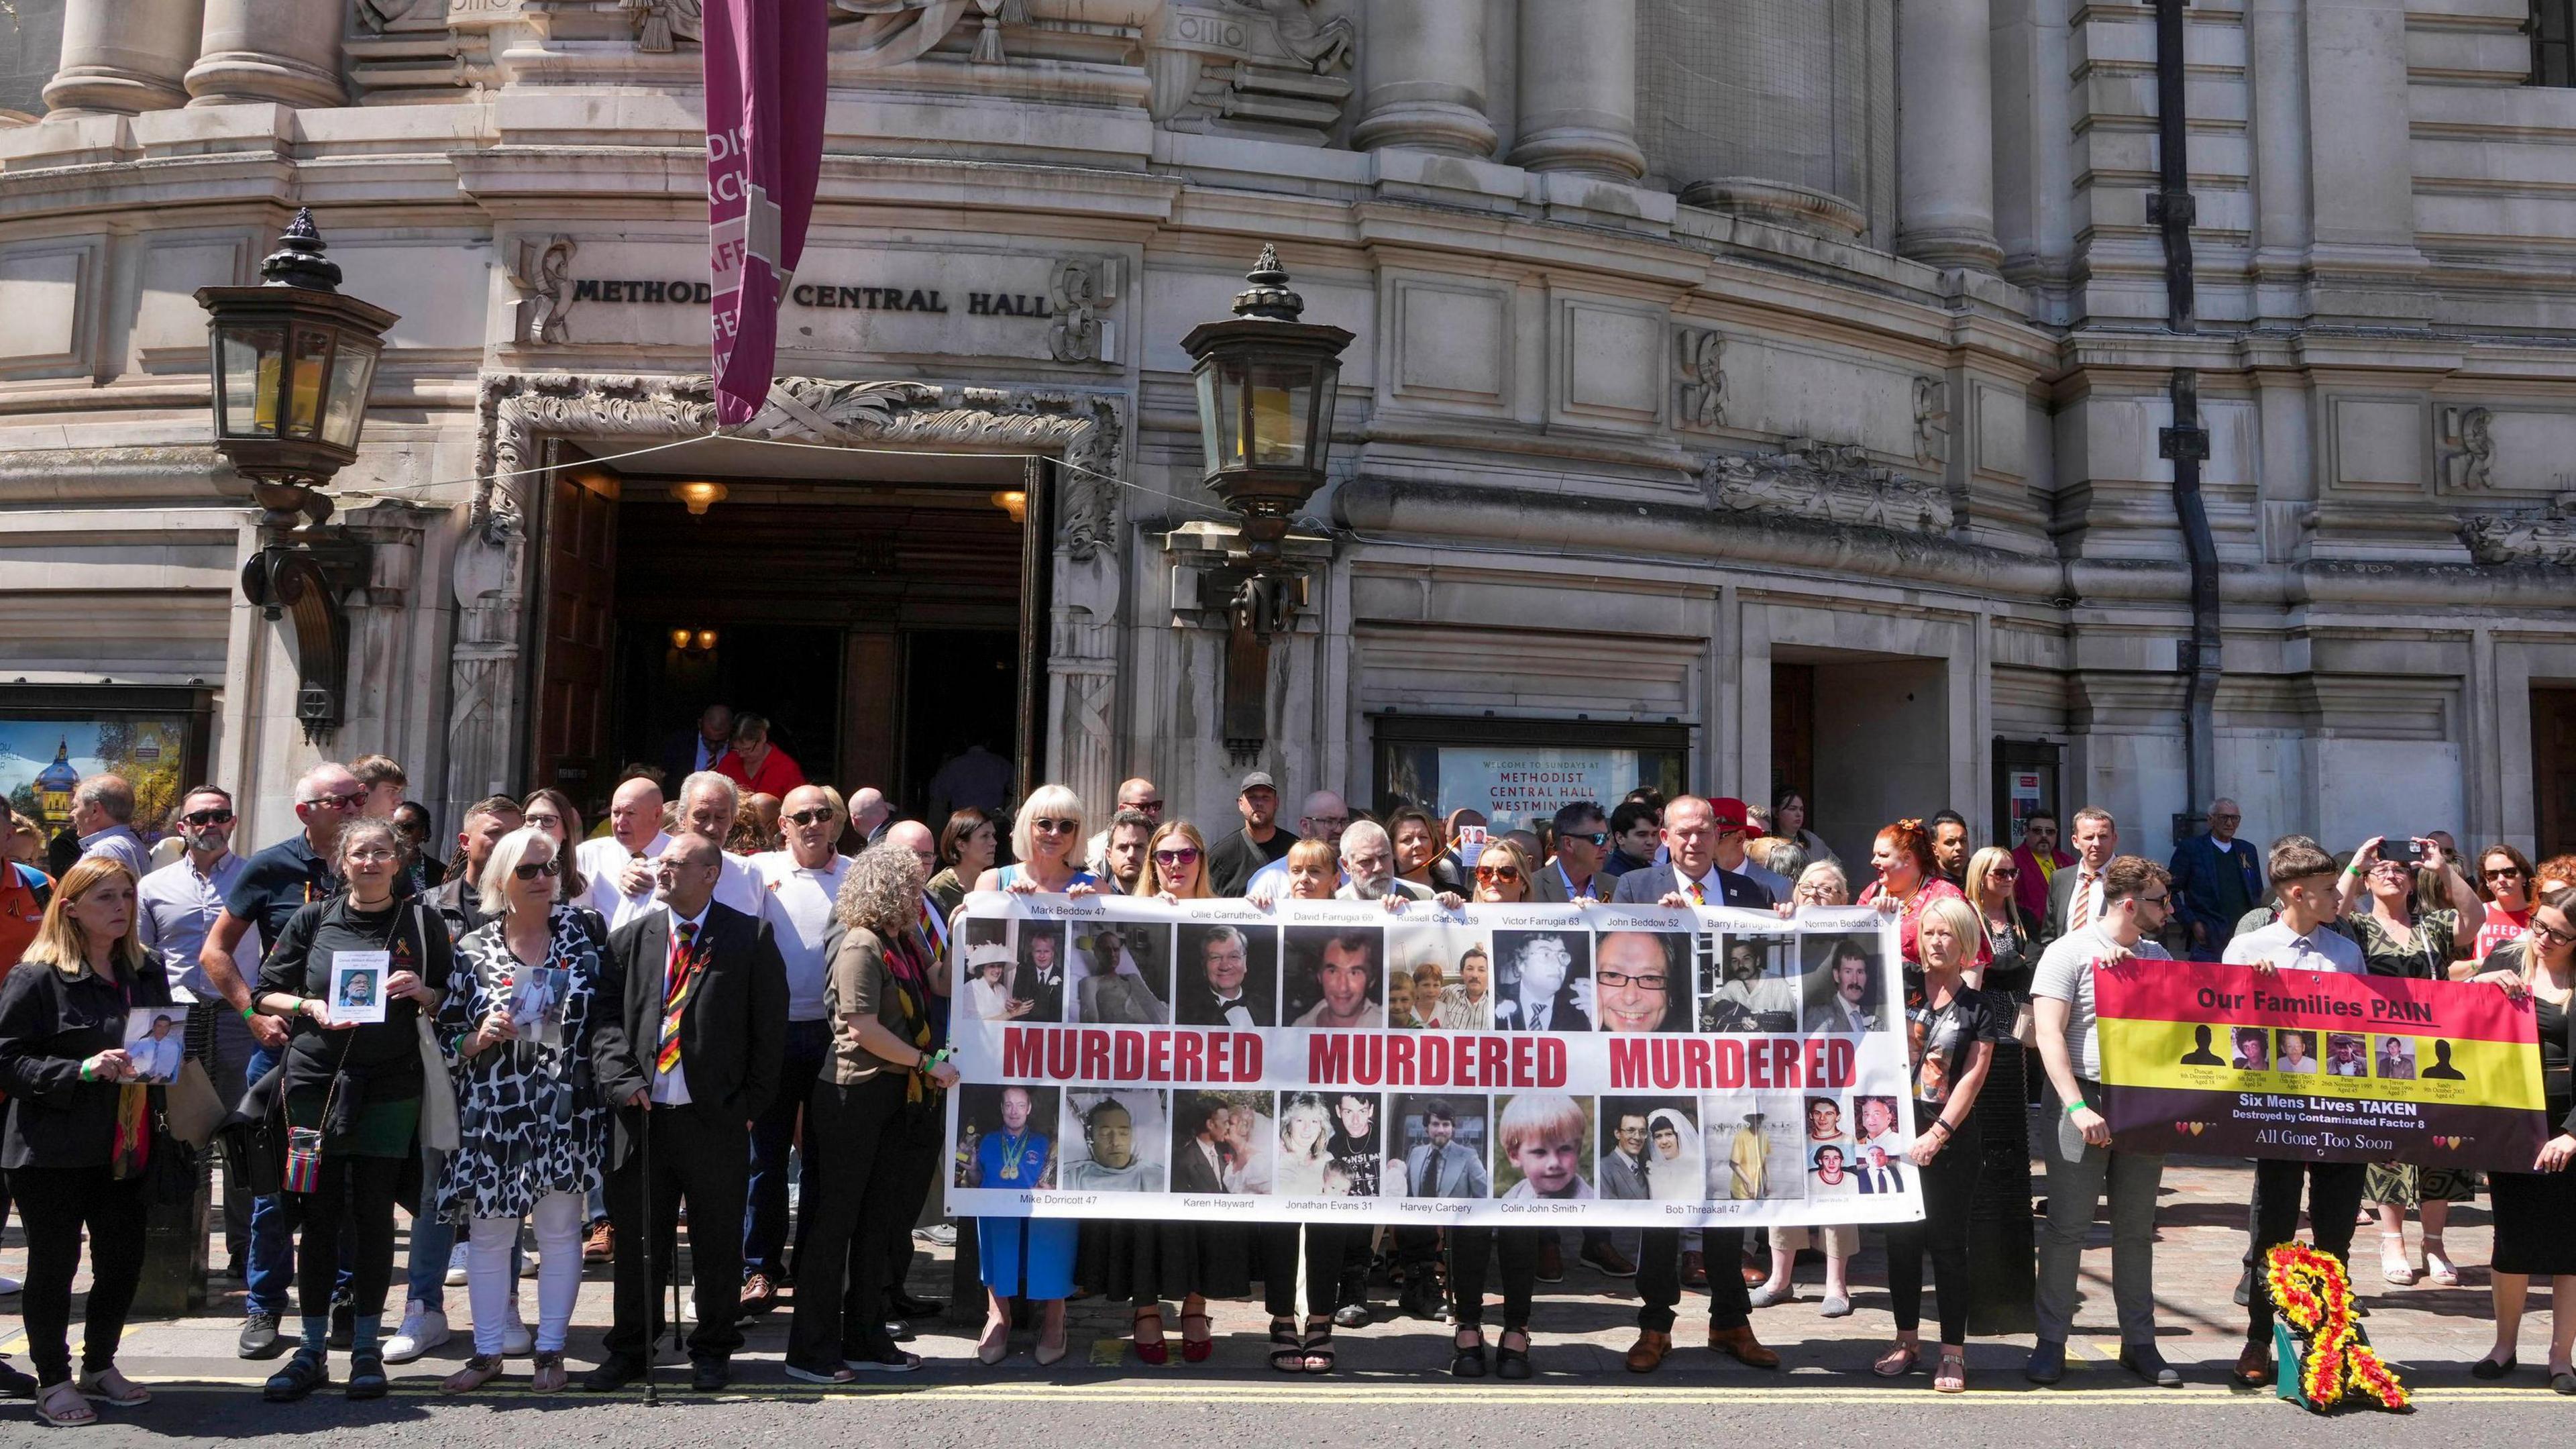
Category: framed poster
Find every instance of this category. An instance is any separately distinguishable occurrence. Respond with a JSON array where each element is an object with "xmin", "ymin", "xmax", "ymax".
[
  {"xmin": 0, "ymin": 690, "xmax": 211, "ymax": 857},
  {"xmin": 1370, "ymin": 714, "xmax": 1688, "ymax": 831}
]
